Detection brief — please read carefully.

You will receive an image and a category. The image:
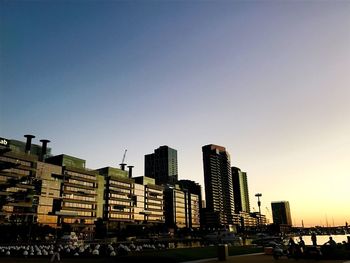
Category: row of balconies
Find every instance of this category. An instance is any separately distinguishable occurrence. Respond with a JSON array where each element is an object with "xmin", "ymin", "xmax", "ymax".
[{"xmin": 1, "ymin": 155, "xmax": 199, "ymax": 227}]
